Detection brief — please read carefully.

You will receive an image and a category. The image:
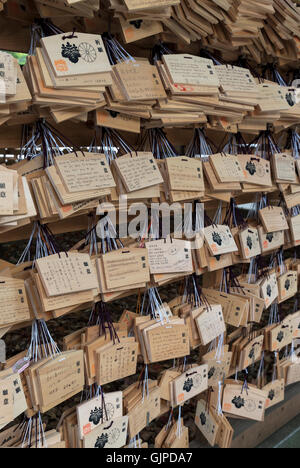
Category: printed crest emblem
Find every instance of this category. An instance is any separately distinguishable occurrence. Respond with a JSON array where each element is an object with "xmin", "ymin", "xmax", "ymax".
[
  {"xmin": 277, "ymin": 331, "xmax": 284, "ymax": 343},
  {"xmin": 183, "ymin": 378, "xmax": 194, "ymax": 393},
  {"xmin": 247, "ymin": 236, "xmax": 253, "ymax": 250},
  {"xmin": 246, "ymin": 161, "xmax": 256, "ymax": 176},
  {"xmin": 200, "ymin": 412, "xmax": 206, "ymax": 426},
  {"xmin": 89, "ymin": 407, "xmax": 103, "ymax": 426},
  {"xmin": 212, "ymin": 232, "xmax": 222, "ymax": 246},
  {"xmin": 268, "ymin": 389, "xmax": 275, "ymax": 401},
  {"xmin": 94, "ymin": 433, "xmax": 109, "ymax": 448},
  {"xmin": 232, "ymin": 396, "xmax": 245, "ymax": 409},
  {"xmin": 61, "ymin": 42, "xmax": 81, "ymax": 64}
]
